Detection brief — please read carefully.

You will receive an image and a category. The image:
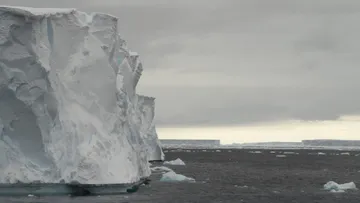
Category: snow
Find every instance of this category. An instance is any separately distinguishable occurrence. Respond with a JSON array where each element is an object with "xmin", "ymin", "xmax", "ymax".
[
  {"xmin": 164, "ymin": 158, "xmax": 186, "ymax": 166},
  {"xmin": 0, "ymin": 6, "xmax": 163, "ymax": 184},
  {"xmin": 324, "ymin": 181, "xmax": 357, "ymax": 192},
  {"xmin": 160, "ymin": 171, "xmax": 195, "ymax": 183}
]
